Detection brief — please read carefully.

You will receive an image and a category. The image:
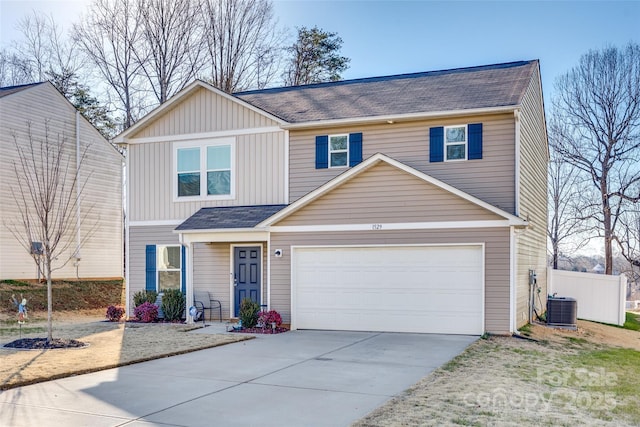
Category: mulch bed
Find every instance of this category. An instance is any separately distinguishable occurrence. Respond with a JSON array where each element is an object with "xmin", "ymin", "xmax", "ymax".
[
  {"xmin": 3, "ymin": 338, "xmax": 87, "ymax": 350},
  {"xmin": 230, "ymin": 327, "xmax": 288, "ymax": 334}
]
